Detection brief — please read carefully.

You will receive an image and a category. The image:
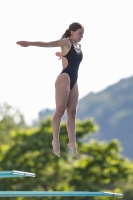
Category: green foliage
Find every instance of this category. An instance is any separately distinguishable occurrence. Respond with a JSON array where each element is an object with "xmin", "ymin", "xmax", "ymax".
[
  {"xmin": 0, "ymin": 118, "xmax": 133, "ymax": 200},
  {"xmin": 114, "ymin": 178, "xmax": 133, "ymax": 200},
  {"xmin": 69, "ymin": 139, "xmax": 133, "ymax": 190},
  {"xmin": 0, "ymin": 102, "xmax": 26, "ymax": 144}
]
